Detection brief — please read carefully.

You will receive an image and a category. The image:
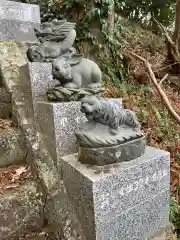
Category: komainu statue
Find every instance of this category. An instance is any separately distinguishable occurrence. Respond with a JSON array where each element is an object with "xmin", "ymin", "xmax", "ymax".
[{"xmin": 75, "ymin": 96, "xmax": 146, "ymax": 166}]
